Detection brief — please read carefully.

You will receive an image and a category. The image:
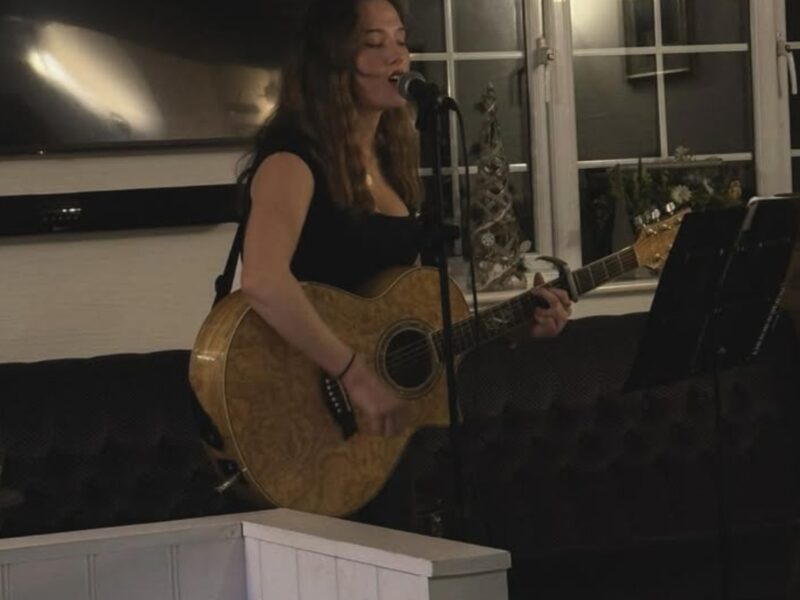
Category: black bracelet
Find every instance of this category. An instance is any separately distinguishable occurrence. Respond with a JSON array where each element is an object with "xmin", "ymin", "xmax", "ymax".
[{"xmin": 337, "ymin": 351, "xmax": 357, "ymax": 379}]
